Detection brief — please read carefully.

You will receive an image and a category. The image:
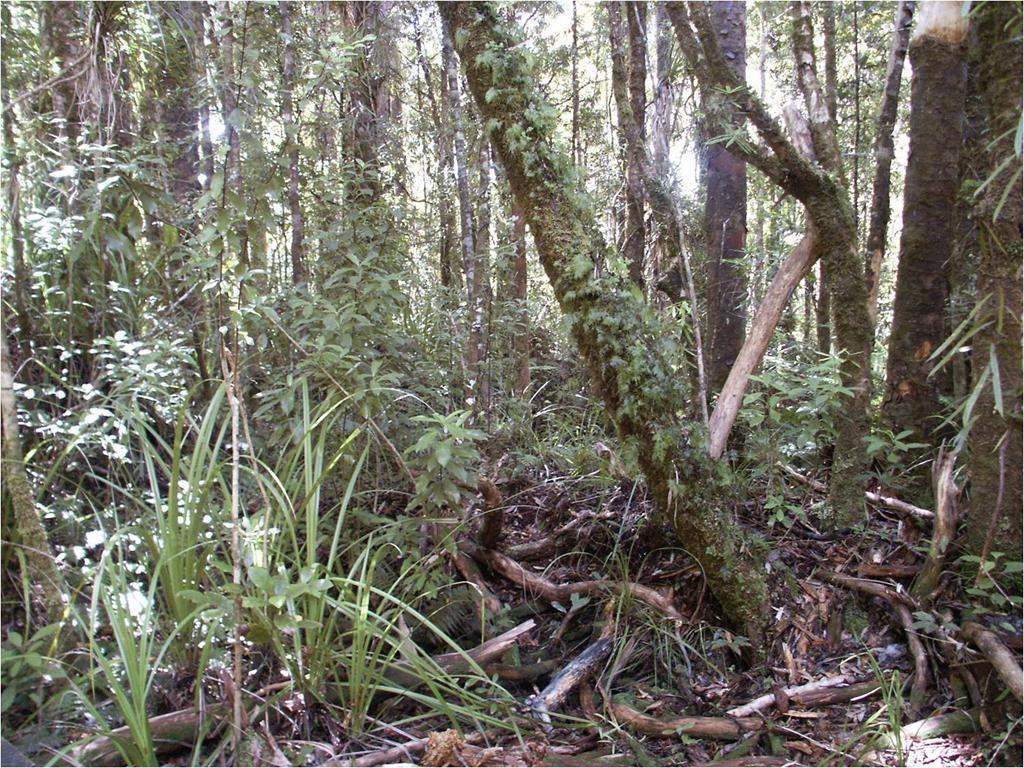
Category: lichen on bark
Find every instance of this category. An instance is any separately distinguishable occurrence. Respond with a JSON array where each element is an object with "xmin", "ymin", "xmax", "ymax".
[{"xmin": 438, "ymin": 2, "xmax": 769, "ymax": 642}]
